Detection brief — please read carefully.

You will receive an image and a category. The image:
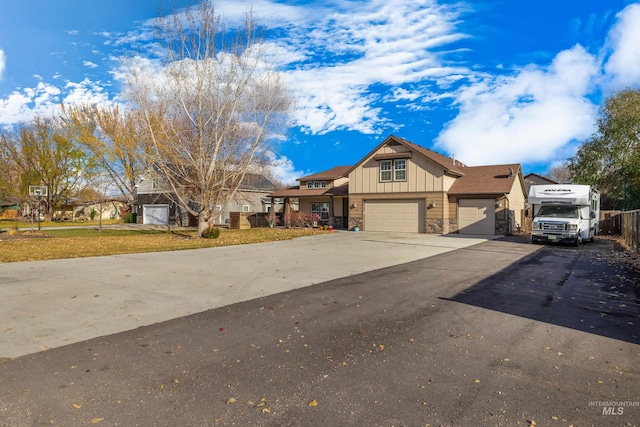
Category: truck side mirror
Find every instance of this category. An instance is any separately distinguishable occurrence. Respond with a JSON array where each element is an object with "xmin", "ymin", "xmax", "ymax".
[{"xmin": 525, "ymin": 208, "xmax": 530, "ymax": 218}]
